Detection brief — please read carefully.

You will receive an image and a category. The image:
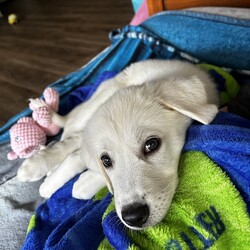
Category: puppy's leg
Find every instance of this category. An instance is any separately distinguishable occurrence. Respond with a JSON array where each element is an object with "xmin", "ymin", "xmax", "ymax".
[
  {"xmin": 72, "ymin": 171, "xmax": 106, "ymax": 200},
  {"xmin": 39, "ymin": 150, "xmax": 85, "ymax": 198},
  {"xmin": 17, "ymin": 134, "xmax": 81, "ymax": 182}
]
